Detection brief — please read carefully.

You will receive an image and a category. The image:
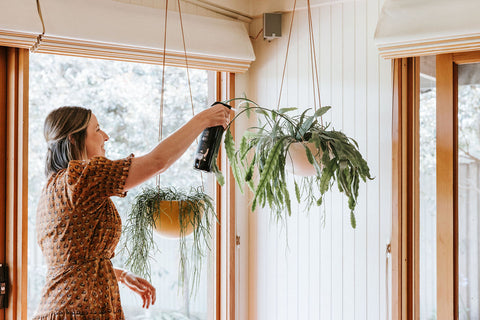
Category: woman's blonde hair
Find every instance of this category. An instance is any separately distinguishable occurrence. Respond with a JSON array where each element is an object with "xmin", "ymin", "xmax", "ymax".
[{"xmin": 44, "ymin": 106, "xmax": 92, "ymax": 176}]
